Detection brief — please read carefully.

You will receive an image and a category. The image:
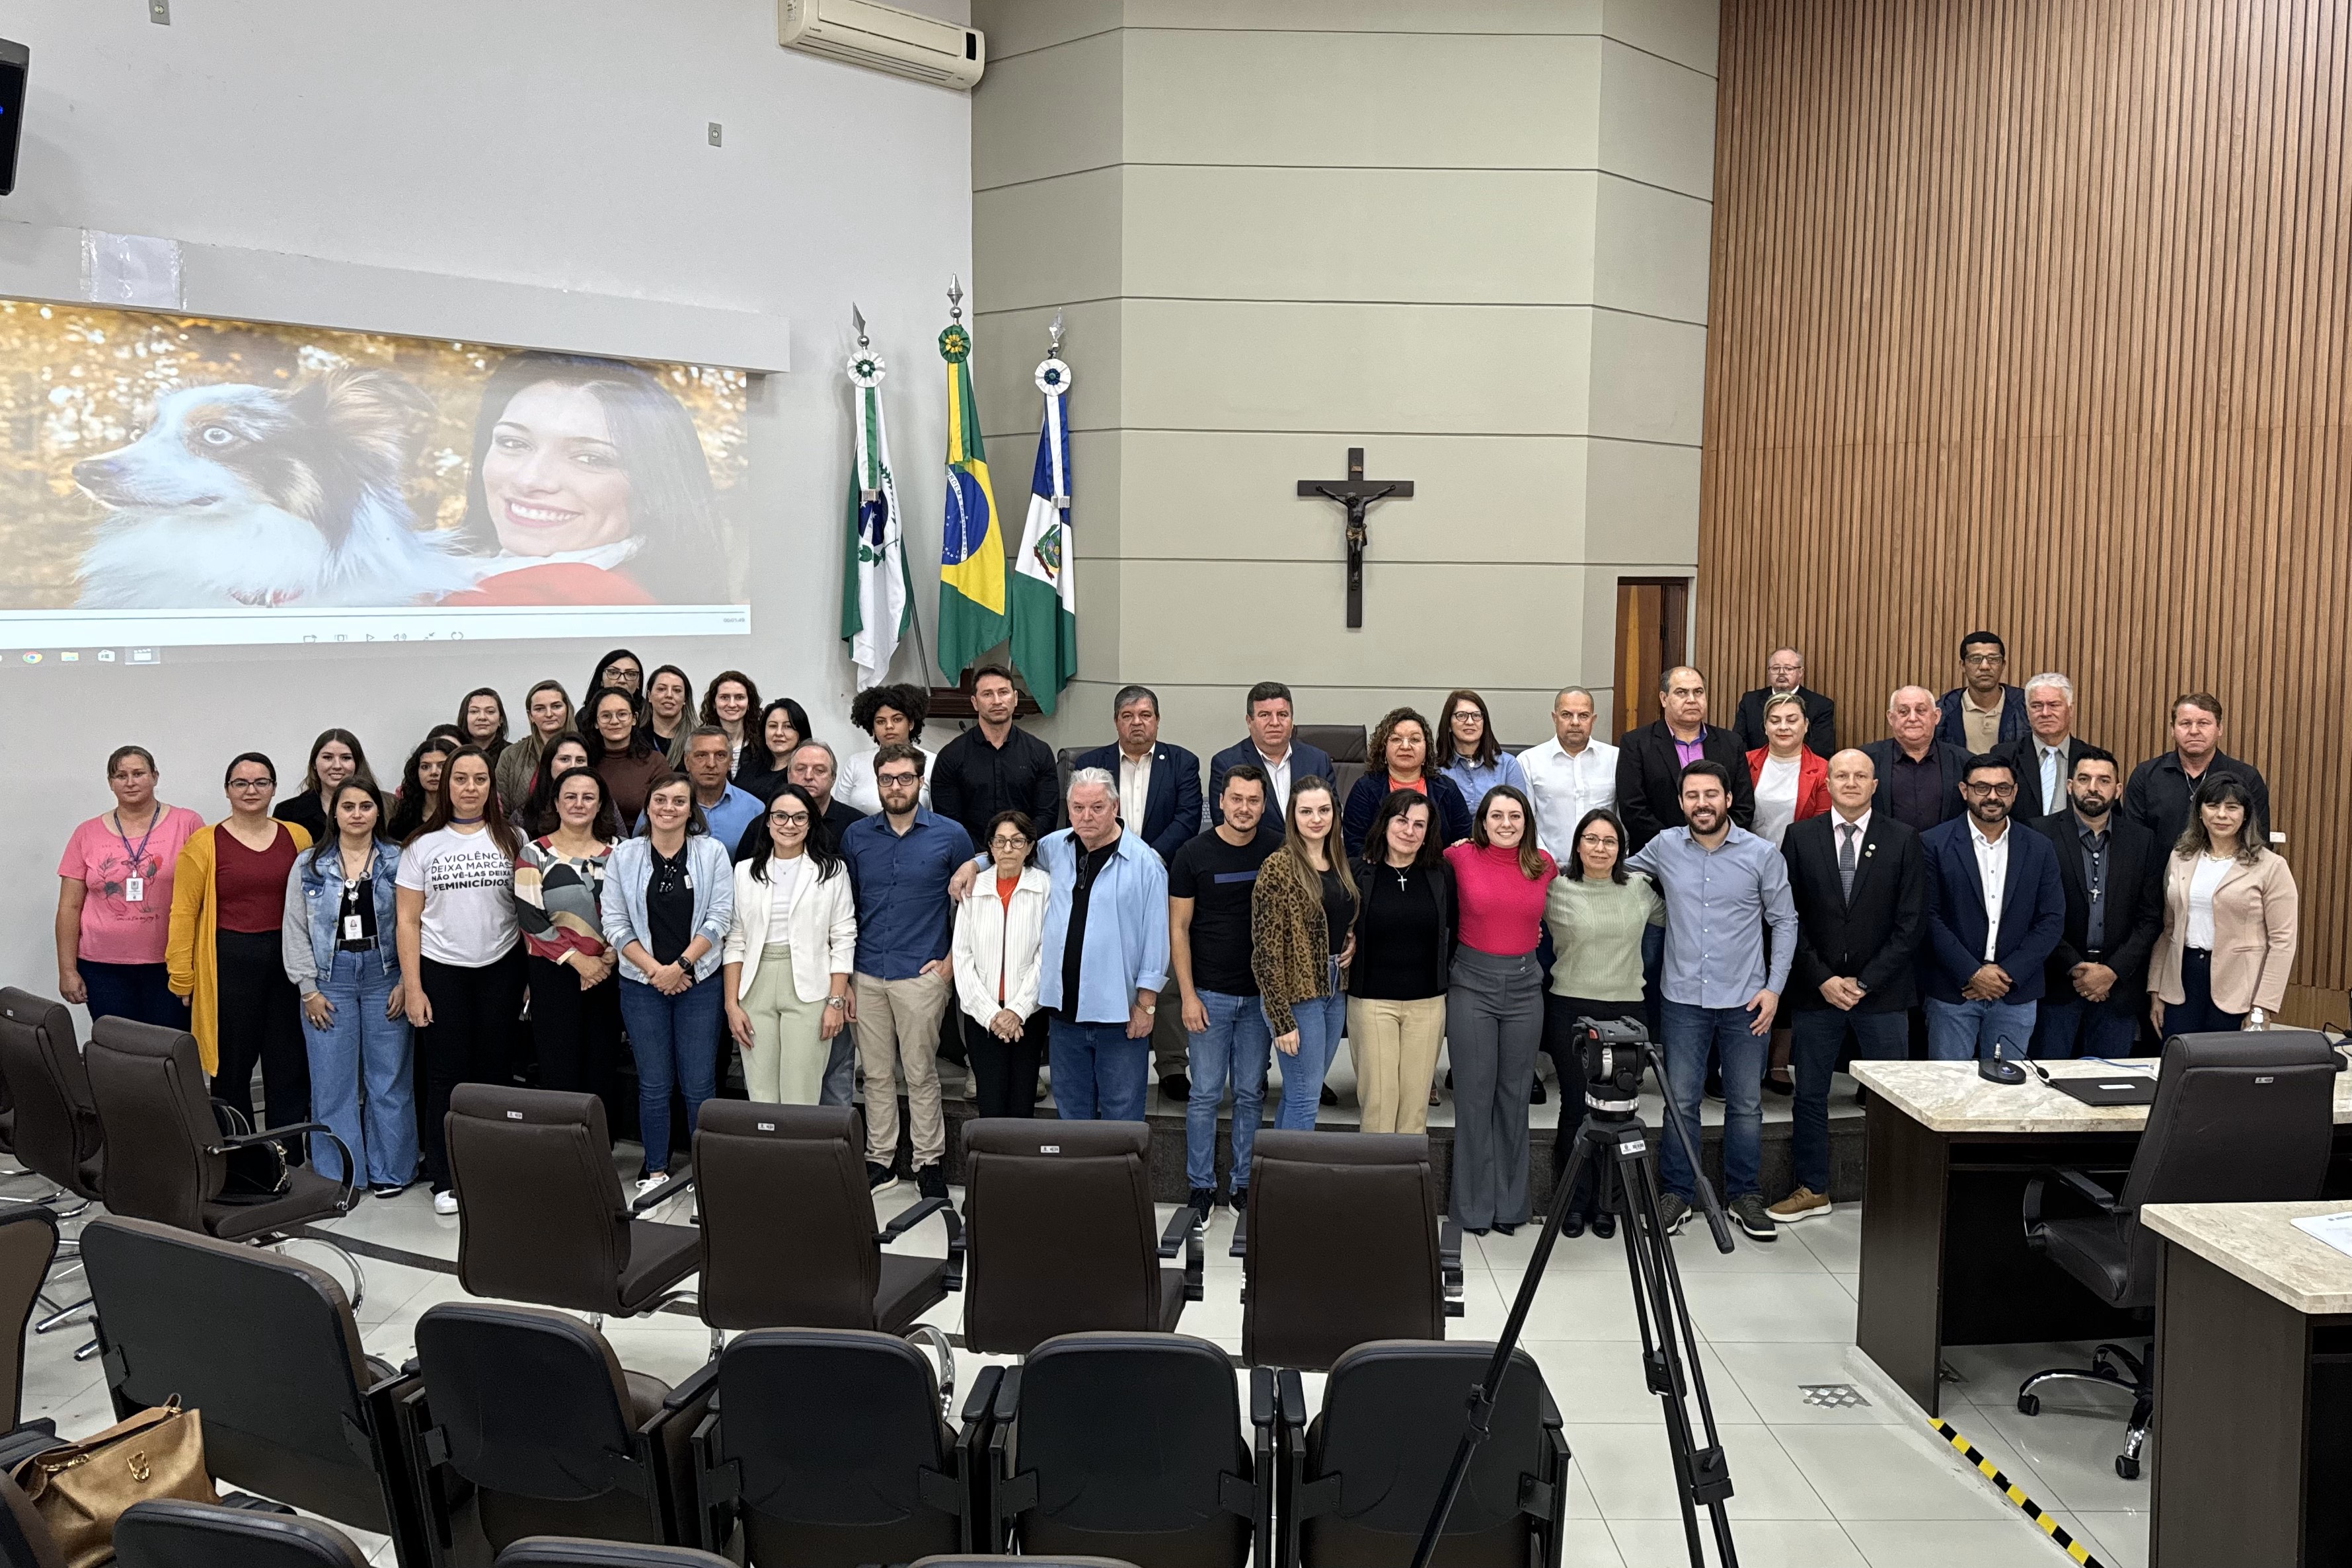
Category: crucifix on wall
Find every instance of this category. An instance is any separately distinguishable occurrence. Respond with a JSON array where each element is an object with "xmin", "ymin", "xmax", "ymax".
[{"xmin": 1297, "ymin": 445, "xmax": 1416, "ymax": 629}]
